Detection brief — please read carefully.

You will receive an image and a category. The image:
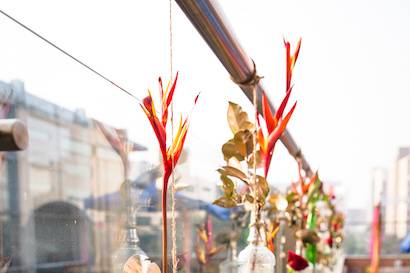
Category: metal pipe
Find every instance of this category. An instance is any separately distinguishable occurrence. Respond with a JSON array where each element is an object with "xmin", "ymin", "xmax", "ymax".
[{"xmin": 175, "ymin": 0, "xmax": 313, "ymax": 176}]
